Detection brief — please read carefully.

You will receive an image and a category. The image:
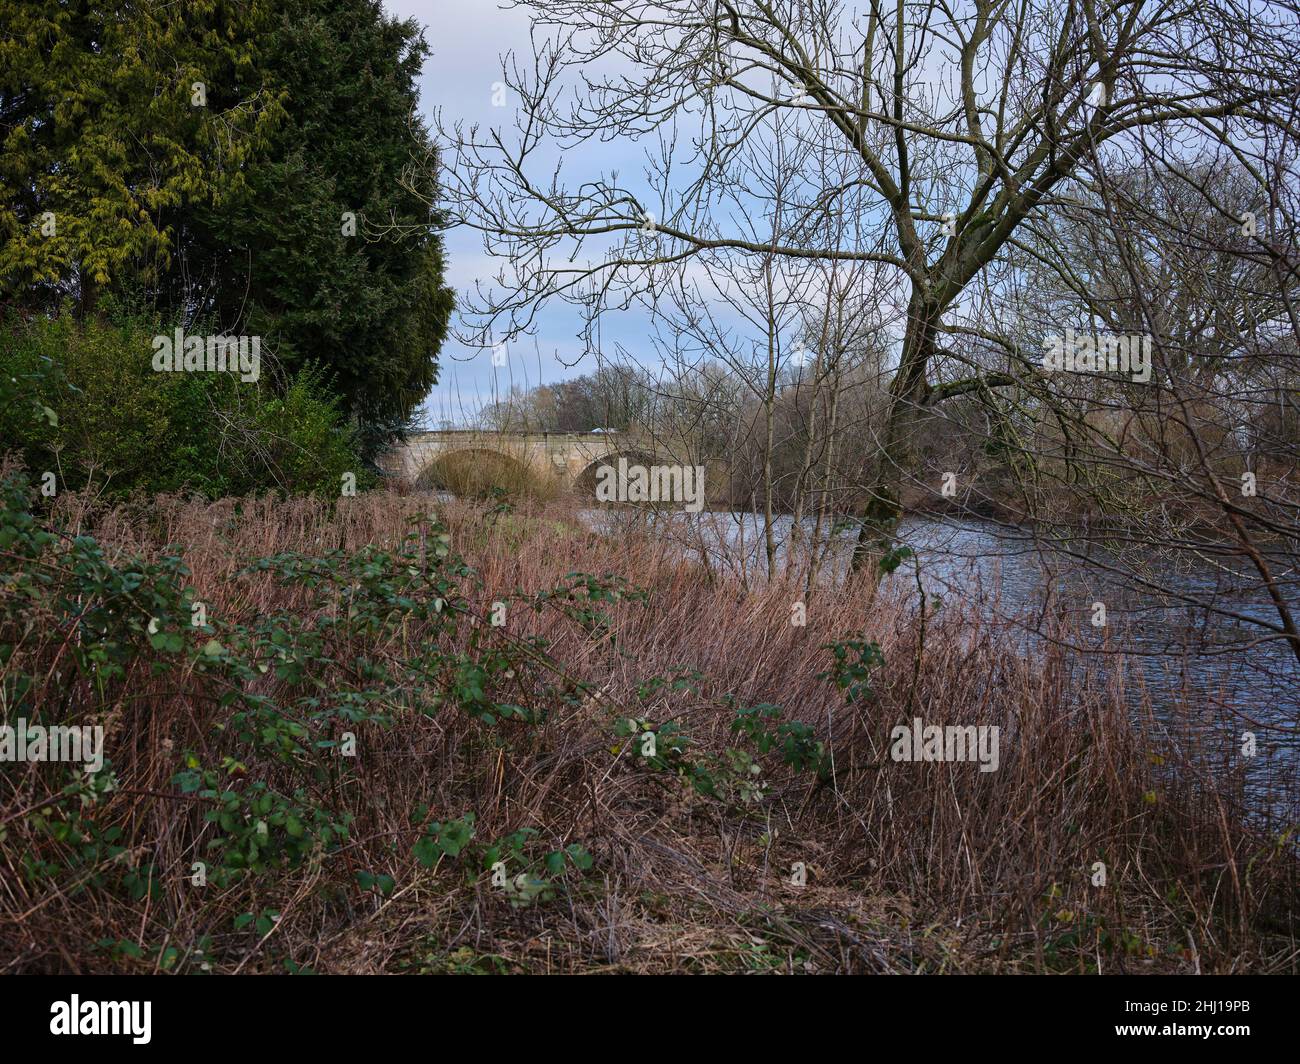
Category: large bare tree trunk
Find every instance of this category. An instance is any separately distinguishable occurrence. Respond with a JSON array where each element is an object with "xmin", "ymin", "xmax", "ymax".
[{"xmin": 850, "ymin": 292, "xmax": 938, "ymax": 573}]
